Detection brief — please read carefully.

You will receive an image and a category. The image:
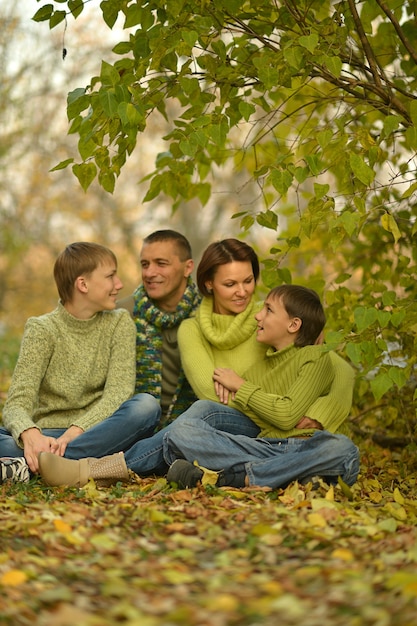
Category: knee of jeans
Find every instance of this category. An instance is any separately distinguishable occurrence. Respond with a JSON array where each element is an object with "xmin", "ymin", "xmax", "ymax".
[
  {"xmin": 167, "ymin": 417, "xmax": 192, "ymax": 441},
  {"xmin": 132, "ymin": 393, "xmax": 161, "ymax": 423}
]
